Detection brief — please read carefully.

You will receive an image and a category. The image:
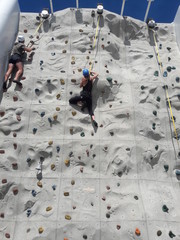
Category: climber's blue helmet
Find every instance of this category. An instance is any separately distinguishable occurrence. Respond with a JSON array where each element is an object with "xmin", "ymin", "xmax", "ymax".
[{"xmin": 83, "ymin": 69, "xmax": 89, "ymax": 77}]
